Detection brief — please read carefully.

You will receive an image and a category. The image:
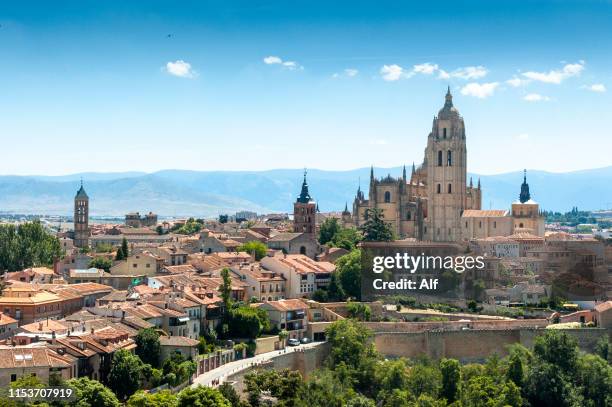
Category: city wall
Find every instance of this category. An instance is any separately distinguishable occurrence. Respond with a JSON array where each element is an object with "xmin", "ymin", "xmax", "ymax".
[
  {"xmin": 374, "ymin": 328, "xmax": 609, "ymax": 363},
  {"xmin": 227, "ymin": 343, "xmax": 331, "ymax": 395}
]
